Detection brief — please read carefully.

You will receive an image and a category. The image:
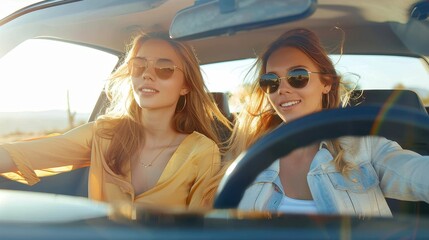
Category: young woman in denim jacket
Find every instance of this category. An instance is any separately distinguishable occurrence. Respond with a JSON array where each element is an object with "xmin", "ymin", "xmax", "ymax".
[{"xmin": 213, "ymin": 28, "xmax": 429, "ymax": 217}]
